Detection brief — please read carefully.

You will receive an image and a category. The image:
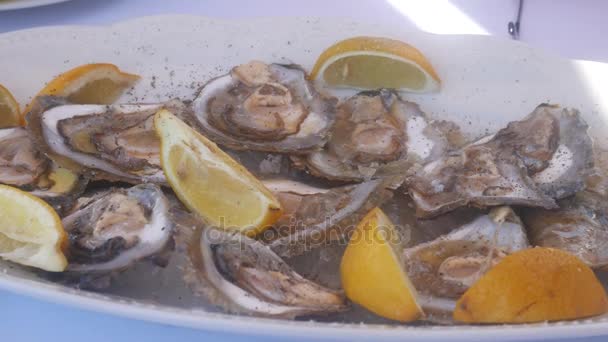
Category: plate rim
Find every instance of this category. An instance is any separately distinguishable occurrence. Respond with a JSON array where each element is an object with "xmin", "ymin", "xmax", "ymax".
[{"xmin": 1, "ymin": 272, "xmax": 607, "ymax": 341}]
